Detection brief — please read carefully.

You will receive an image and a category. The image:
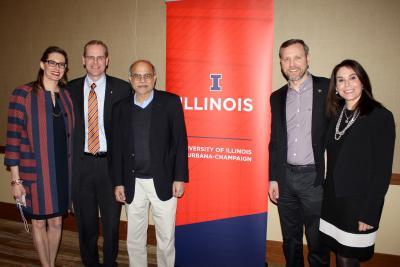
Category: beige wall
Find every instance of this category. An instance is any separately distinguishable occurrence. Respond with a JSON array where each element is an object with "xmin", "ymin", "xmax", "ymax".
[
  {"xmin": 269, "ymin": 0, "xmax": 400, "ymax": 256},
  {"xmin": 0, "ymin": 0, "xmax": 166, "ymax": 145},
  {"xmin": 273, "ymin": 0, "xmax": 400, "ymax": 172},
  {"xmin": 0, "ymin": 0, "xmax": 399, "ymax": 255}
]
